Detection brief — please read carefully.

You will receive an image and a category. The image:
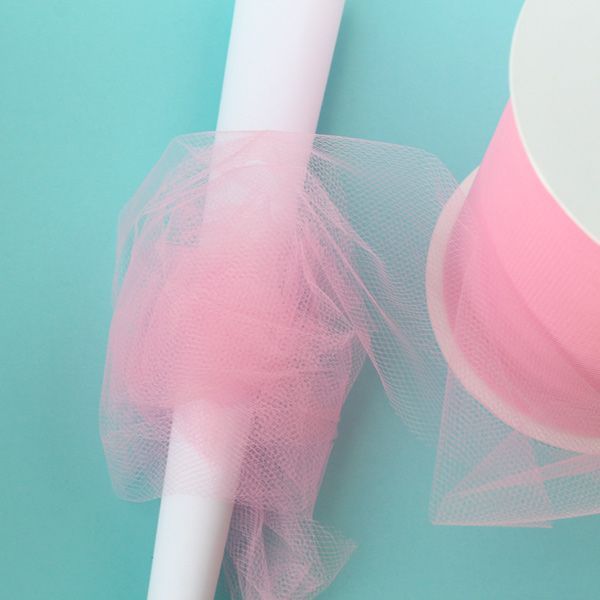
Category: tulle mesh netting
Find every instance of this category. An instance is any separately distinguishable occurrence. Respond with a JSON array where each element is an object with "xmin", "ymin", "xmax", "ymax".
[{"xmin": 101, "ymin": 124, "xmax": 600, "ymax": 599}]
